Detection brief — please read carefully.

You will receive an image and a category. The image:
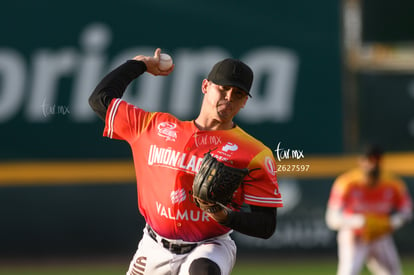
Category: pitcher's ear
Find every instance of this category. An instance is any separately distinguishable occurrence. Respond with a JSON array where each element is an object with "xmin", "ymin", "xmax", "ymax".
[{"xmin": 201, "ymin": 79, "xmax": 210, "ymax": 94}]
